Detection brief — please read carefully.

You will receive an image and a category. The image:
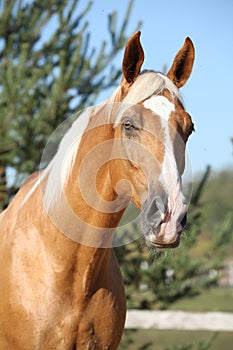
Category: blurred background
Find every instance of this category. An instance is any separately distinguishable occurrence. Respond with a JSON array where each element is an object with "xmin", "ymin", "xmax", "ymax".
[{"xmin": 0, "ymin": 0, "xmax": 232, "ymax": 349}]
